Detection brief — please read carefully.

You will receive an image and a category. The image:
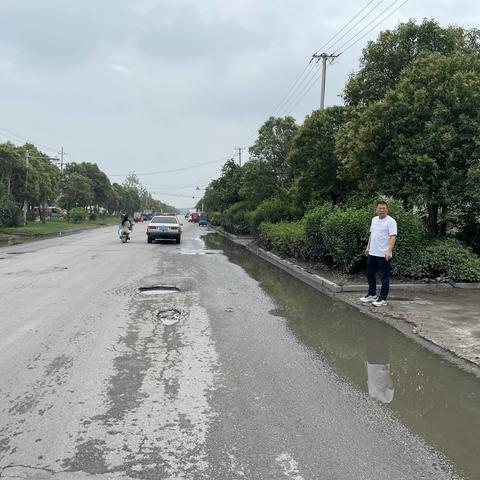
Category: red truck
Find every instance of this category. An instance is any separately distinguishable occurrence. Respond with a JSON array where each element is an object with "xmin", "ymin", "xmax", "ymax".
[{"xmin": 190, "ymin": 212, "xmax": 199, "ymax": 223}]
